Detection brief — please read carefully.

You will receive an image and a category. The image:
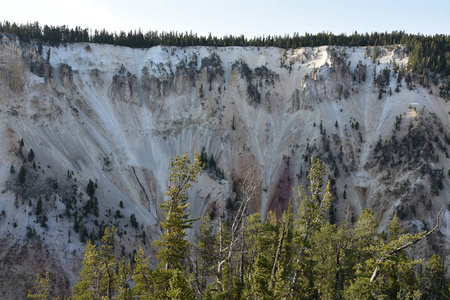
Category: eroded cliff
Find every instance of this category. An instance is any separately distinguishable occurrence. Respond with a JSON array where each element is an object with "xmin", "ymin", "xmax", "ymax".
[{"xmin": 0, "ymin": 33, "xmax": 449, "ymax": 298}]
